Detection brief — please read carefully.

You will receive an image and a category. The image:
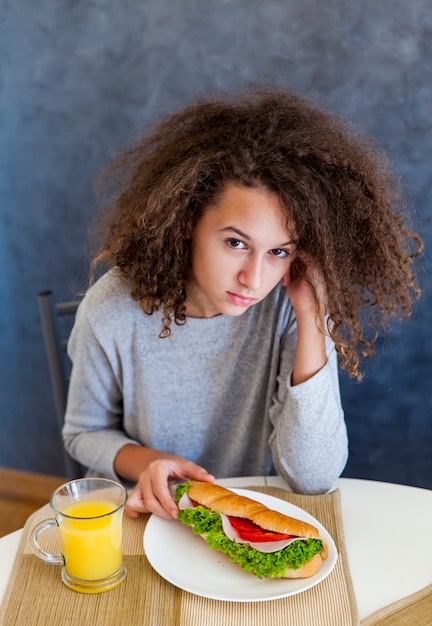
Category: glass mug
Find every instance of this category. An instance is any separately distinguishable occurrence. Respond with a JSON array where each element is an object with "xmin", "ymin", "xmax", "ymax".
[{"xmin": 31, "ymin": 477, "xmax": 127, "ymax": 593}]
